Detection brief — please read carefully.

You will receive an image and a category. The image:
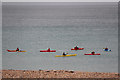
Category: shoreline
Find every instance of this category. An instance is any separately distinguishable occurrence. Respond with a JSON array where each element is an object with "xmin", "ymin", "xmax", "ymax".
[{"xmin": 2, "ymin": 70, "xmax": 119, "ymax": 78}]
